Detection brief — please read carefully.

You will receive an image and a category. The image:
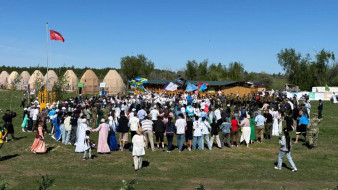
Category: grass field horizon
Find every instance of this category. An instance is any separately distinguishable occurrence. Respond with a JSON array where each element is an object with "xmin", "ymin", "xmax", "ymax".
[{"xmin": 0, "ymin": 90, "xmax": 337, "ymax": 190}]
